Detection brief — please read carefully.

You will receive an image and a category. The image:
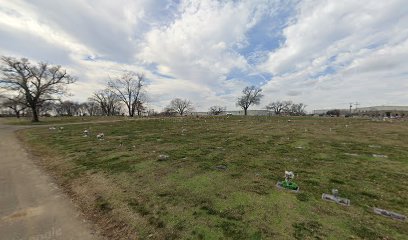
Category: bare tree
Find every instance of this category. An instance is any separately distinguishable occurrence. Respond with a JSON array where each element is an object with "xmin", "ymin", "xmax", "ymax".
[
  {"xmin": 327, "ymin": 109, "xmax": 340, "ymax": 117},
  {"xmin": 290, "ymin": 103, "xmax": 307, "ymax": 116},
  {"xmin": 135, "ymin": 100, "xmax": 145, "ymax": 116},
  {"xmin": 167, "ymin": 98, "xmax": 193, "ymax": 116},
  {"xmin": 108, "ymin": 71, "xmax": 145, "ymax": 117},
  {"xmin": 81, "ymin": 101, "xmax": 100, "ymax": 116},
  {"xmin": 236, "ymin": 86, "xmax": 263, "ymax": 115},
  {"xmin": 1, "ymin": 95, "xmax": 26, "ymax": 118},
  {"xmin": 209, "ymin": 105, "xmax": 226, "ymax": 115},
  {"xmin": 90, "ymin": 89, "xmax": 121, "ymax": 116},
  {"xmin": 39, "ymin": 101, "xmax": 55, "ymax": 116},
  {"xmin": 56, "ymin": 100, "xmax": 80, "ymax": 116},
  {"xmin": 161, "ymin": 107, "xmax": 177, "ymax": 116},
  {"xmin": 53, "ymin": 102, "xmax": 65, "ymax": 116},
  {"xmin": 266, "ymin": 100, "xmax": 292, "ymax": 115},
  {"xmin": 0, "ymin": 56, "xmax": 75, "ymax": 122}
]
